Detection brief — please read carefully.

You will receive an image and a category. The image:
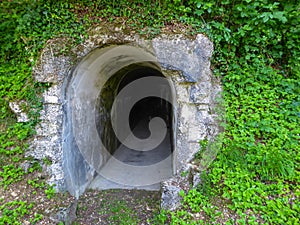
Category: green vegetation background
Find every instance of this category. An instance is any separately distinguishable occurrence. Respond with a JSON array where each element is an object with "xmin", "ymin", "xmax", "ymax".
[{"xmin": 0, "ymin": 0, "xmax": 299, "ymax": 224}]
